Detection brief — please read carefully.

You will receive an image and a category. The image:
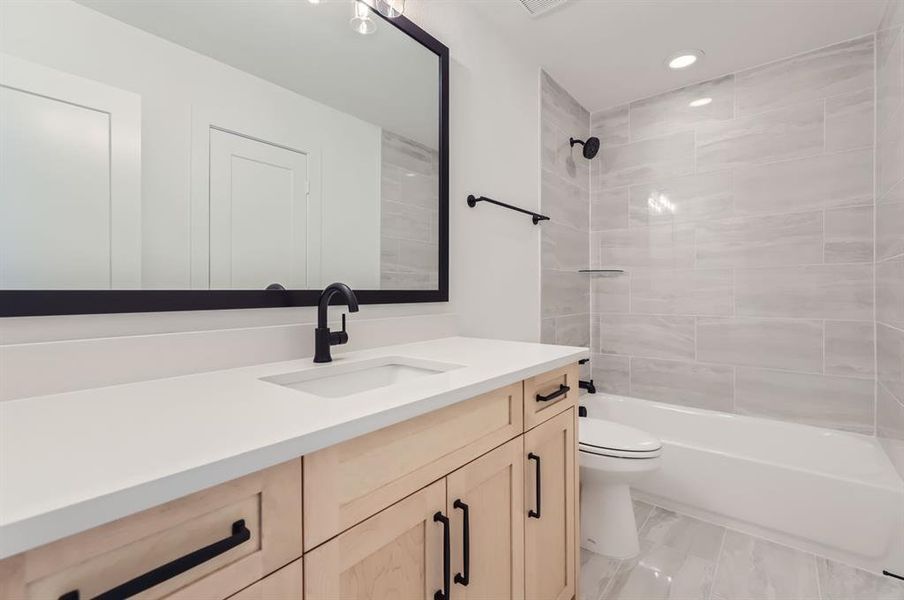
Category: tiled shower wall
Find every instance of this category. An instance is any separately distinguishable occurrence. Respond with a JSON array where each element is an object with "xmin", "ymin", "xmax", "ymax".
[
  {"xmin": 589, "ymin": 36, "xmax": 878, "ymax": 434},
  {"xmin": 380, "ymin": 130, "xmax": 439, "ymax": 290},
  {"xmin": 877, "ymin": 0, "xmax": 904, "ymax": 478},
  {"xmin": 540, "ymin": 72, "xmax": 591, "ymax": 365}
]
